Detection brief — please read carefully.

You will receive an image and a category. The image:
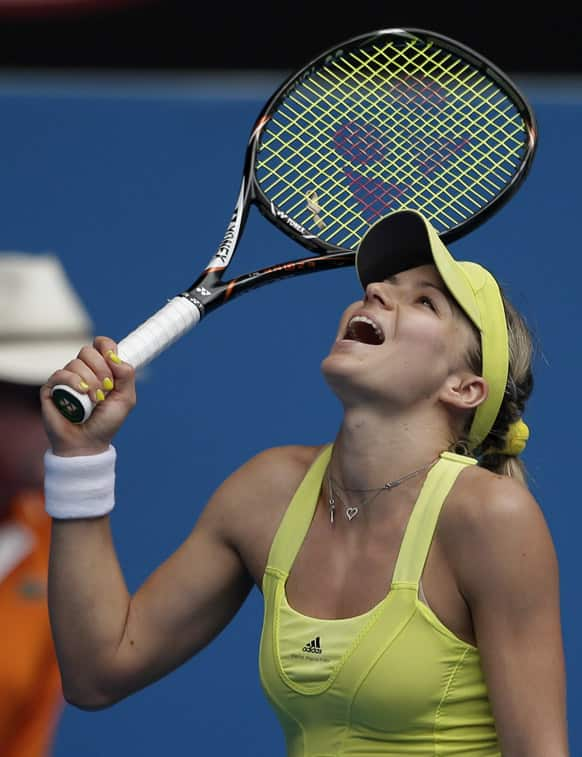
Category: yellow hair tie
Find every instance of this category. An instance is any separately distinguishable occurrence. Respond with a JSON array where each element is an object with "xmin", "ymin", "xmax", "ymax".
[{"xmin": 501, "ymin": 419, "xmax": 530, "ymax": 456}]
